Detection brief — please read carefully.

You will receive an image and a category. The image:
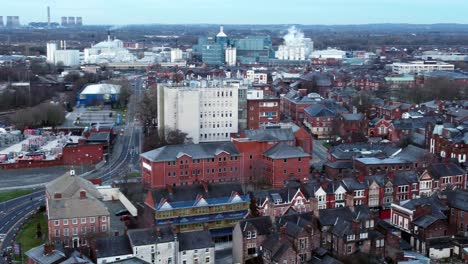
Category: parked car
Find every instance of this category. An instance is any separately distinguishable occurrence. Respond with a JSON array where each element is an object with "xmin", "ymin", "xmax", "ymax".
[{"xmin": 115, "ymin": 209, "xmax": 129, "ymax": 216}]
